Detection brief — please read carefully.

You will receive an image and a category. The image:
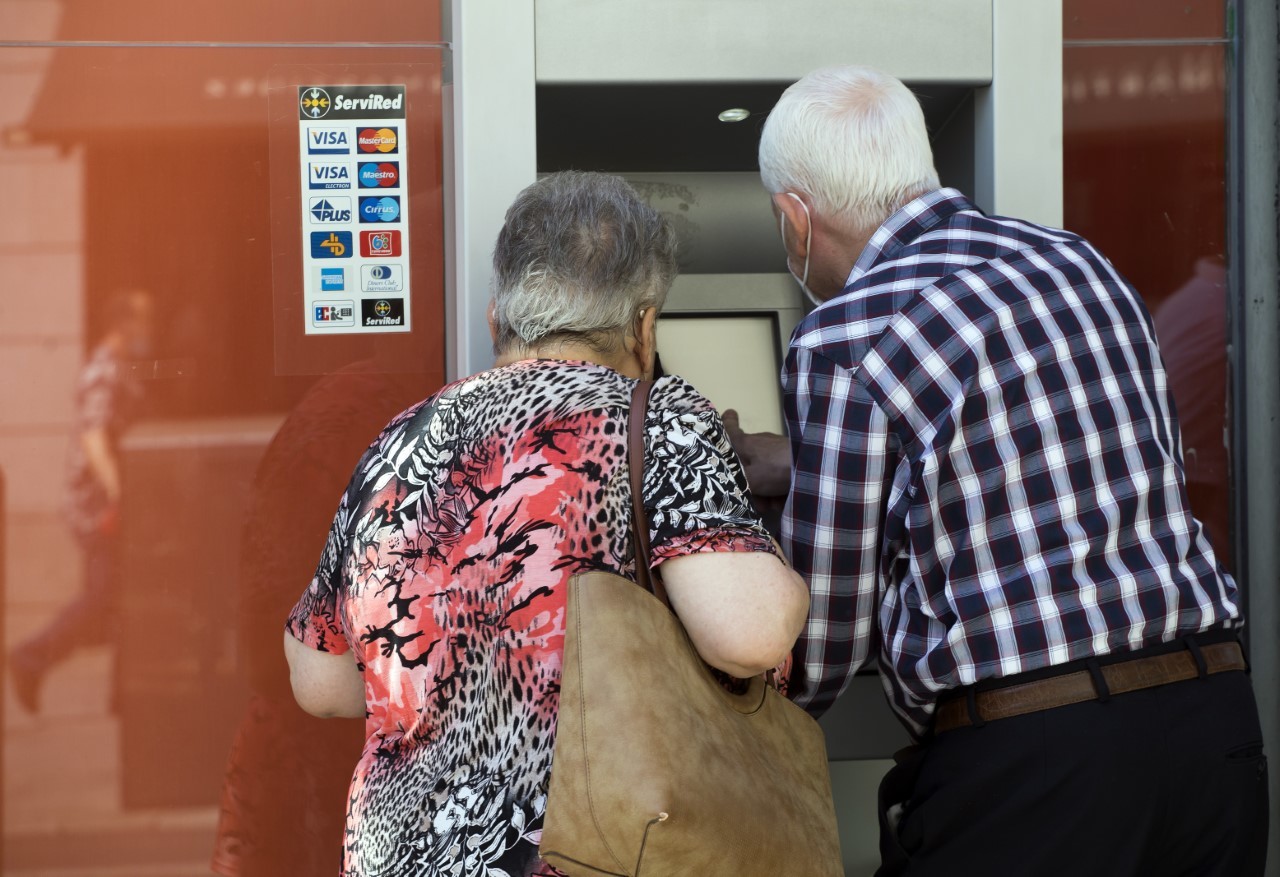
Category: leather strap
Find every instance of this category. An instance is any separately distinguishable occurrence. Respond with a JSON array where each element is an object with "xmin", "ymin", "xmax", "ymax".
[
  {"xmin": 933, "ymin": 641, "xmax": 1246, "ymax": 733},
  {"xmin": 627, "ymin": 380, "xmax": 670, "ymax": 607}
]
